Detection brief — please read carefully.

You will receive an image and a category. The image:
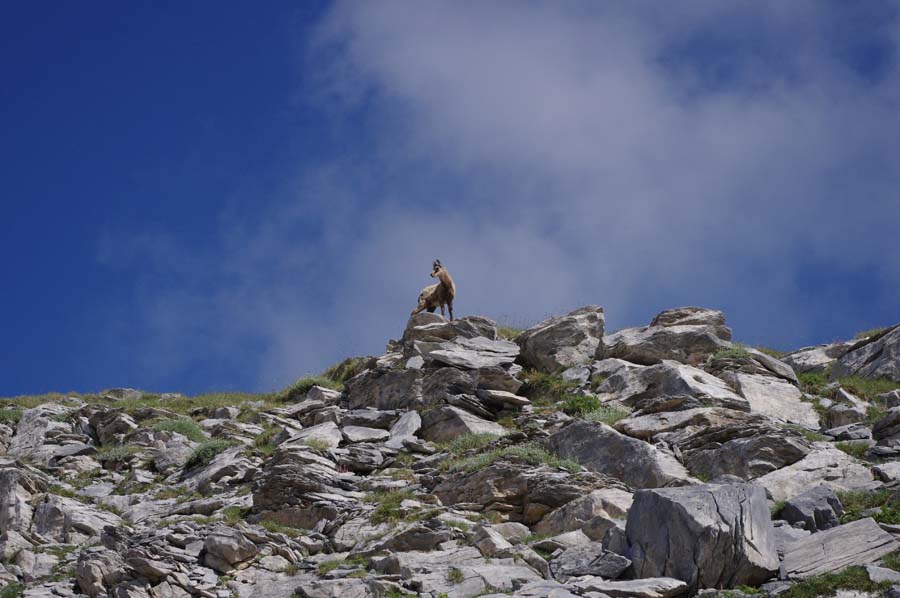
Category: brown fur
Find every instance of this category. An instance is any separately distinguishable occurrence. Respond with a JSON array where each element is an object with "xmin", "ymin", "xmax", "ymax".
[{"xmin": 411, "ymin": 259, "xmax": 456, "ymax": 320}]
